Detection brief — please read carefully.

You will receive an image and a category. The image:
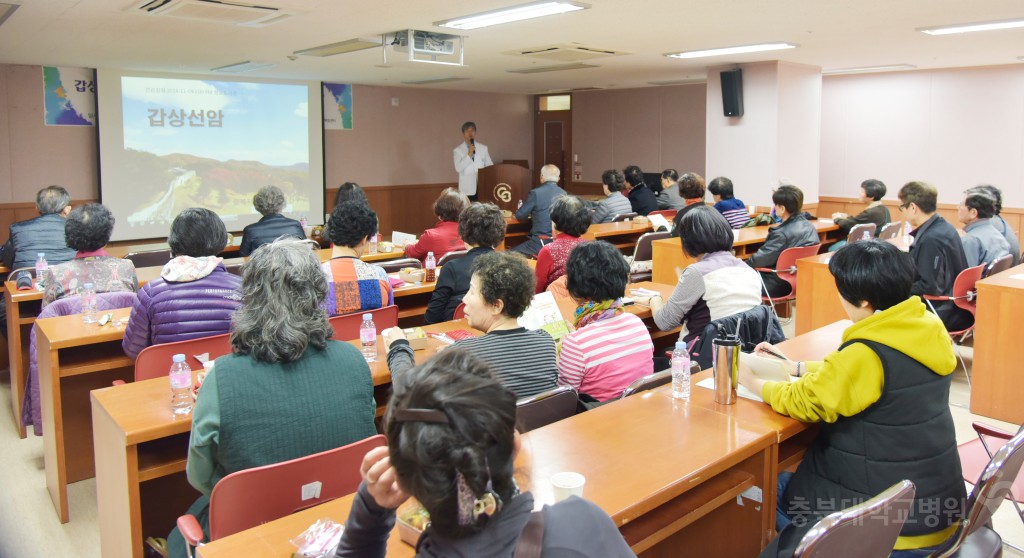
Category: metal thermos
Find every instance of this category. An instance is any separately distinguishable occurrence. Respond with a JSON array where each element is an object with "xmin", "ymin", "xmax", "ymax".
[{"xmin": 712, "ymin": 334, "xmax": 740, "ymax": 405}]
